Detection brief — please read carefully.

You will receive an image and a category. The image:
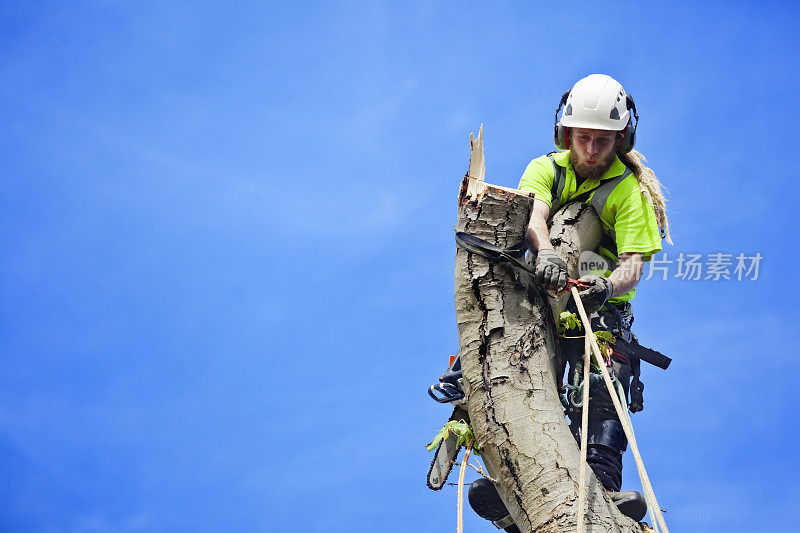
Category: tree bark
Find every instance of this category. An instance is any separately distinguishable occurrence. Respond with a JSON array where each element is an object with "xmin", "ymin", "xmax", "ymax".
[{"xmin": 454, "ymin": 176, "xmax": 645, "ymax": 532}]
